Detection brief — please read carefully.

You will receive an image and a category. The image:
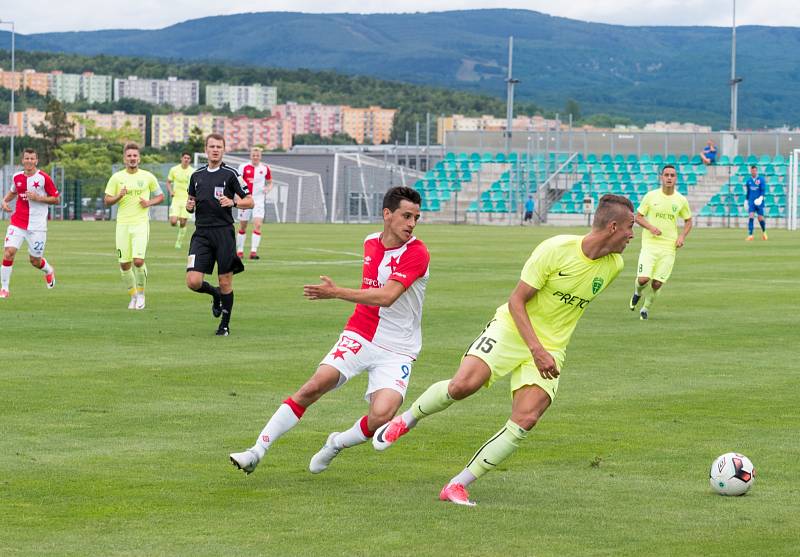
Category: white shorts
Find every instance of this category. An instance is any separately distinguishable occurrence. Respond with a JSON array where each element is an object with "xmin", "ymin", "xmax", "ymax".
[
  {"xmin": 238, "ymin": 192, "xmax": 266, "ymax": 221},
  {"xmin": 4, "ymin": 225, "xmax": 47, "ymax": 258},
  {"xmin": 320, "ymin": 331, "xmax": 414, "ymax": 402}
]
